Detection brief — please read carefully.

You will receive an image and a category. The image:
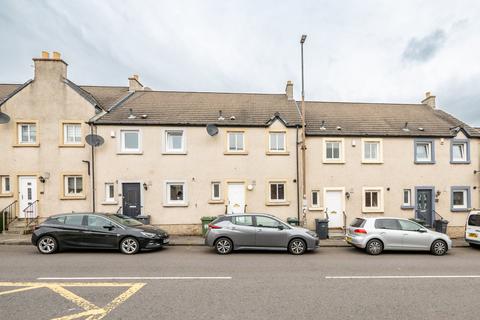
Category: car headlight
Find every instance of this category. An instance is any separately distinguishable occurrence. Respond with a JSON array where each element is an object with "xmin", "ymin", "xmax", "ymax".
[
  {"xmin": 141, "ymin": 232, "xmax": 157, "ymax": 239},
  {"xmin": 307, "ymin": 231, "xmax": 318, "ymax": 238}
]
